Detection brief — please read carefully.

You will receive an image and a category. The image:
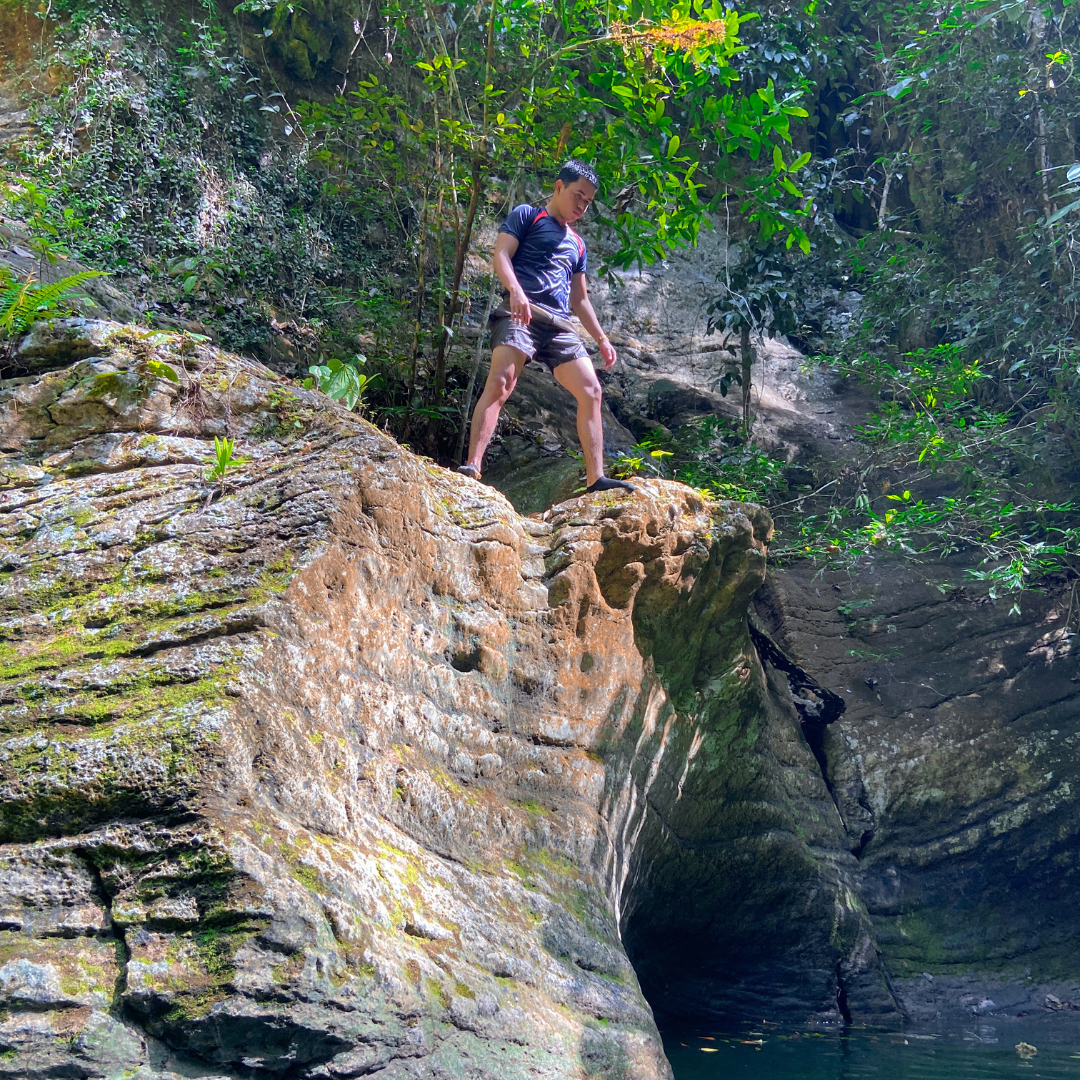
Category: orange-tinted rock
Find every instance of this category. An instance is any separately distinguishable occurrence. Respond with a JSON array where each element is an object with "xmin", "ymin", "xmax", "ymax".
[{"xmin": 0, "ymin": 320, "xmax": 890, "ymax": 1079}]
